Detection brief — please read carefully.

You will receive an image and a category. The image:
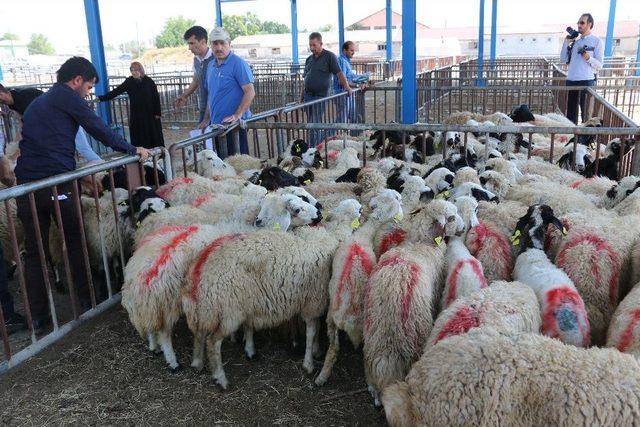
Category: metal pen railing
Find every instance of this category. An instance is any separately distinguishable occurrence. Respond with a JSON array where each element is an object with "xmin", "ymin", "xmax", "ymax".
[{"xmin": 0, "ymin": 147, "xmax": 170, "ymax": 373}]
